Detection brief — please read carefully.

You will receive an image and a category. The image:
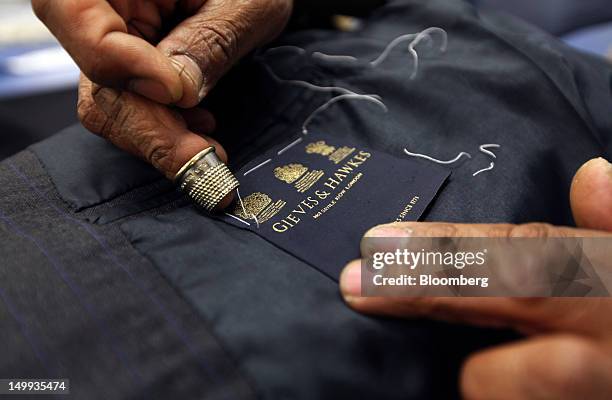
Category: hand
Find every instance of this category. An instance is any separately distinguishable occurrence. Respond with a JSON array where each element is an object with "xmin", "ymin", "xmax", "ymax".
[
  {"xmin": 33, "ymin": 0, "xmax": 293, "ymax": 107},
  {"xmin": 77, "ymin": 74, "xmax": 233, "ymax": 208},
  {"xmin": 340, "ymin": 158, "xmax": 612, "ymax": 399}
]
